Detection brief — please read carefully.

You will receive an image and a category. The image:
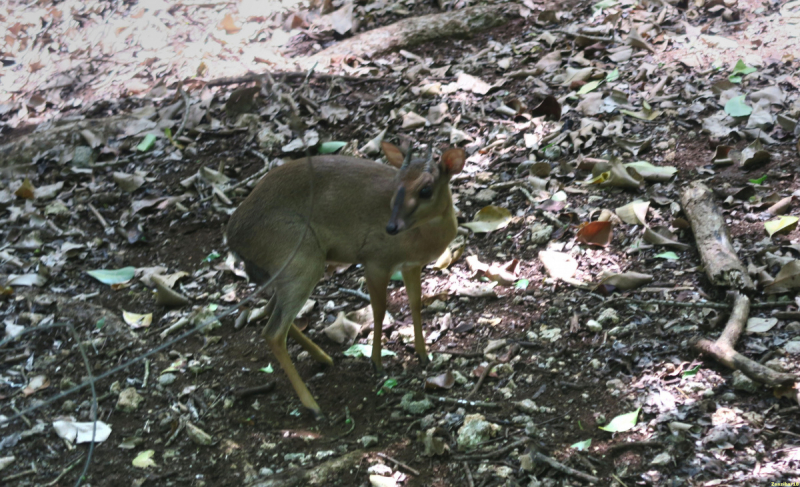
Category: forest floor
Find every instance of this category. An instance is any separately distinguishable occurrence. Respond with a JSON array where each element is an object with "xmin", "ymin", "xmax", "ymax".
[{"xmin": 1, "ymin": 0, "xmax": 800, "ymax": 486}]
